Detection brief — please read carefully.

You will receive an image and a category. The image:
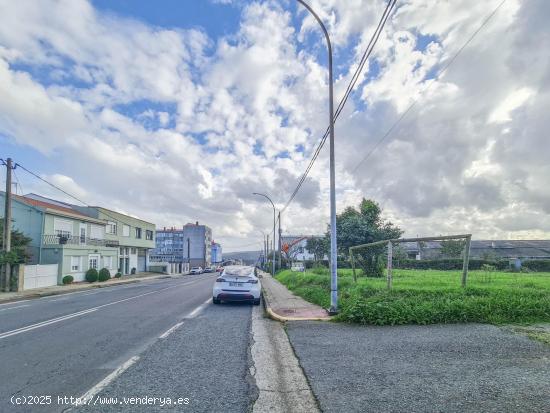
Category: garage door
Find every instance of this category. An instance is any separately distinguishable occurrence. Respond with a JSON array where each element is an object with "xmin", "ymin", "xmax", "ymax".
[
  {"xmin": 24, "ymin": 264, "xmax": 59, "ymax": 290},
  {"xmin": 137, "ymin": 256, "xmax": 146, "ymax": 272}
]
